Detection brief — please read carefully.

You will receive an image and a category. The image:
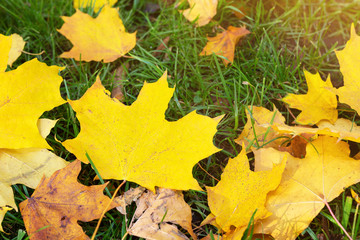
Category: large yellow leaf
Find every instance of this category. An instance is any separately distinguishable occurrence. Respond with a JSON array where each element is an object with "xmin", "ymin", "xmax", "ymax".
[
  {"xmin": 58, "ymin": 5, "xmax": 136, "ymax": 62},
  {"xmin": 333, "ymin": 24, "xmax": 360, "ymax": 114},
  {"xmin": 282, "ymin": 70, "xmax": 337, "ymax": 125},
  {"xmin": 180, "ymin": 0, "xmax": 218, "ymax": 27},
  {"xmin": 200, "ymin": 26, "xmax": 250, "ymax": 65},
  {"xmin": 0, "ymin": 59, "xmax": 65, "ymax": 149},
  {"xmin": 73, "ymin": 0, "xmax": 117, "ymax": 12},
  {"xmin": 235, "ymin": 106, "xmax": 288, "ymax": 150},
  {"xmin": 205, "ymin": 147, "xmax": 286, "ymax": 234},
  {"xmin": 63, "ymin": 72, "xmax": 222, "ymax": 191},
  {"xmin": 254, "ymin": 136, "xmax": 360, "ymax": 239},
  {"xmin": 0, "ymin": 34, "xmax": 25, "ymax": 72}
]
